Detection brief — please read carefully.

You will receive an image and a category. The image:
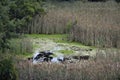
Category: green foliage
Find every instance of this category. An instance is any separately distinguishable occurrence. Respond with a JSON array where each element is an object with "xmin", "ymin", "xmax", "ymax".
[
  {"xmin": 0, "ymin": 33, "xmax": 10, "ymax": 53},
  {"xmin": 9, "ymin": 0, "xmax": 44, "ymax": 33},
  {"xmin": 58, "ymin": 50, "xmax": 74, "ymax": 55},
  {"xmin": 26, "ymin": 34, "xmax": 67, "ymax": 40},
  {"xmin": 9, "ymin": 38, "xmax": 33, "ymax": 55},
  {"xmin": 66, "ymin": 21, "xmax": 73, "ymax": 33},
  {"xmin": 0, "ymin": 54, "xmax": 18, "ymax": 80},
  {"xmin": 0, "ymin": 0, "xmax": 44, "ymax": 53}
]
